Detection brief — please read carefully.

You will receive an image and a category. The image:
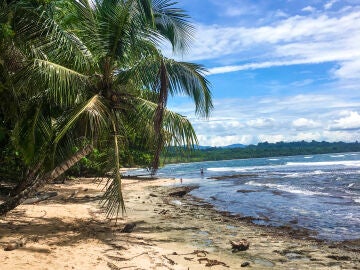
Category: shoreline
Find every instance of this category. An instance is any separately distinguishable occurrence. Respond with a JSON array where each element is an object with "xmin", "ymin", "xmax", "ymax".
[
  {"xmin": 1, "ymin": 177, "xmax": 359, "ymax": 269},
  {"xmin": 186, "ymin": 187, "xmax": 360, "ymax": 247}
]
